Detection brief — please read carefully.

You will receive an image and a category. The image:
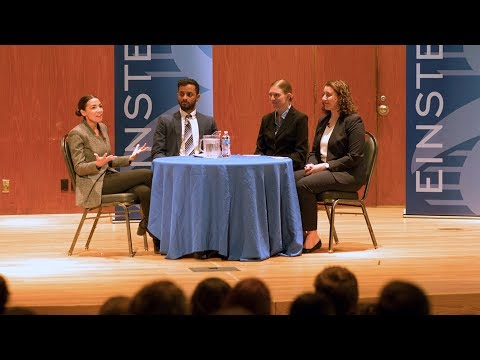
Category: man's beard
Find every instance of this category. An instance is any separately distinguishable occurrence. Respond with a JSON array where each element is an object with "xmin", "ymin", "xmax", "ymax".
[{"xmin": 180, "ymin": 102, "xmax": 195, "ymax": 112}]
